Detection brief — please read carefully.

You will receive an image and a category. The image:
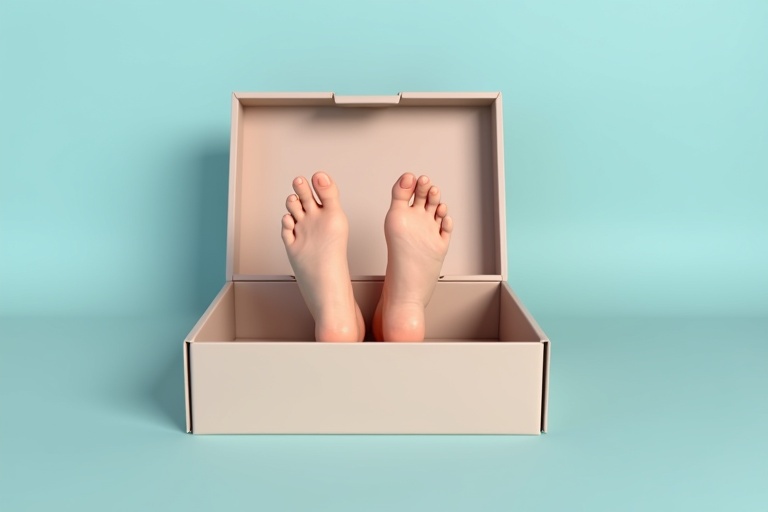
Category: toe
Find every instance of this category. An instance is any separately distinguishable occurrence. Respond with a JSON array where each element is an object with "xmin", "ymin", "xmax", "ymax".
[
  {"xmin": 281, "ymin": 214, "xmax": 296, "ymax": 245},
  {"xmin": 390, "ymin": 173, "xmax": 416, "ymax": 207},
  {"xmin": 292, "ymin": 176, "xmax": 318, "ymax": 212},
  {"xmin": 435, "ymin": 203, "xmax": 448, "ymax": 222},
  {"xmin": 286, "ymin": 194, "xmax": 304, "ymax": 220},
  {"xmin": 440, "ymin": 215, "xmax": 453, "ymax": 241},
  {"xmin": 312, "ymin": 171, "xmax": 340, "ymax": 208},
  {"xmin": 413, "ymin": 175, "xmax": 431, "ymax": 207},
  {"xmin": 426, "ymin": 186, "xmax": 440, "ymax": 213}
]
